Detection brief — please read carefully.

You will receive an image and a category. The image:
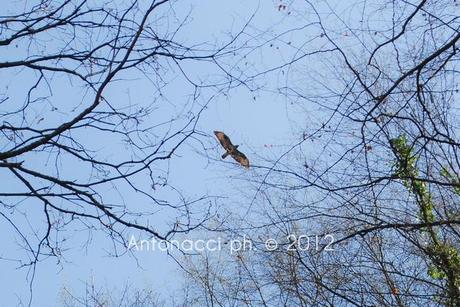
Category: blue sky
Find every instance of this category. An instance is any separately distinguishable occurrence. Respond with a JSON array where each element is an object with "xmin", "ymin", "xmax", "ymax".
[
  {"xmin": 0, "ymin": 1, "xmax": 307, "ymax": 305},
  {"xmin": 5, "ymin": 0, "xmax": 452, "ymax": 305}
]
